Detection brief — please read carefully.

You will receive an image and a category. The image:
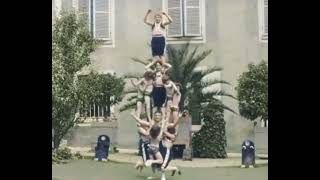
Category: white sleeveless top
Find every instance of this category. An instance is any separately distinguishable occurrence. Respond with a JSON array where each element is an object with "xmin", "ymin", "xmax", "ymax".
[
  {"xmin": 154, "ymin": 71, "xmax": 163, "ymax": 87},
  {"xmin": 152, "ymin": 22, "xmax": 166, "ymax": 36}
]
